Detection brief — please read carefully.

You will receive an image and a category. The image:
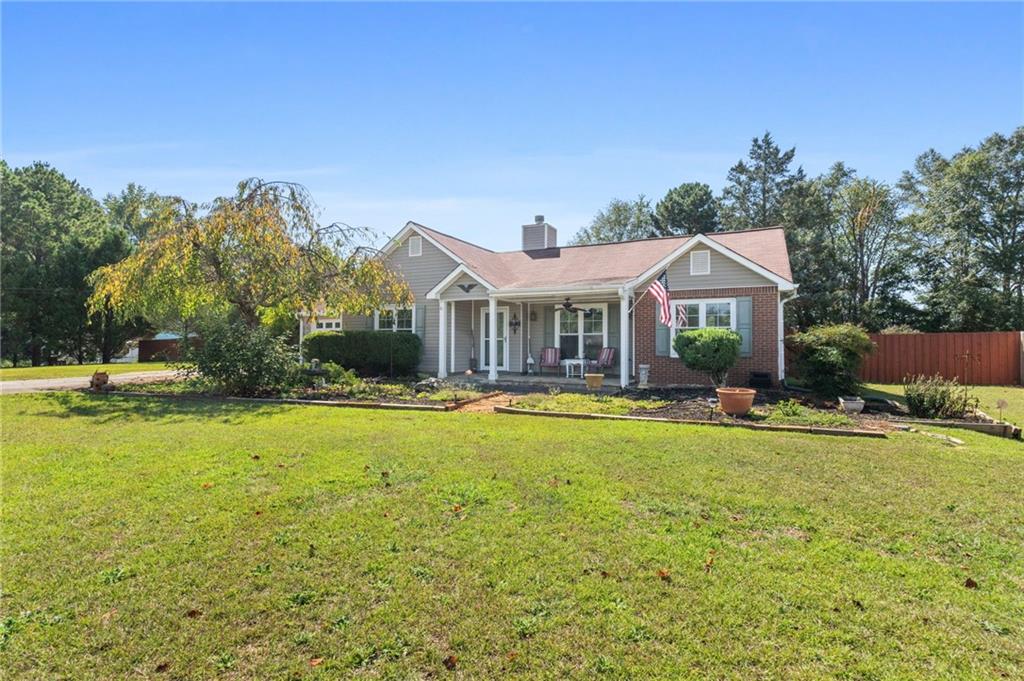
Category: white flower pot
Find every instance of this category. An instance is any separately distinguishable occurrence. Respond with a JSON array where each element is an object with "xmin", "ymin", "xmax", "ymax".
[{"xmin": 839, "ymin": 396, "xmax": 865, "ymax": 414}]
